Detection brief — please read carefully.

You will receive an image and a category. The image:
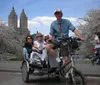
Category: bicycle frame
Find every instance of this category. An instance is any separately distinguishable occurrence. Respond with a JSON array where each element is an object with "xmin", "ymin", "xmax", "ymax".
[{"xmin": 54, "ymin": 37, "xmax": 80, "ymax": 79}]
